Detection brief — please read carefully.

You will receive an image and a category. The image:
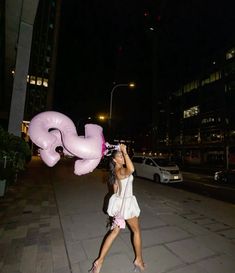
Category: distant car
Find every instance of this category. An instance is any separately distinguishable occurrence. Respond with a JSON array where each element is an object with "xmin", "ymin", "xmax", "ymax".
[
  {"xmin": 214, "ymin": 169, "xmax": 235, "ymax": 183},
  {"xmin": 132, "ymin": 155, "xmax": 183, "ymax": 183}
]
